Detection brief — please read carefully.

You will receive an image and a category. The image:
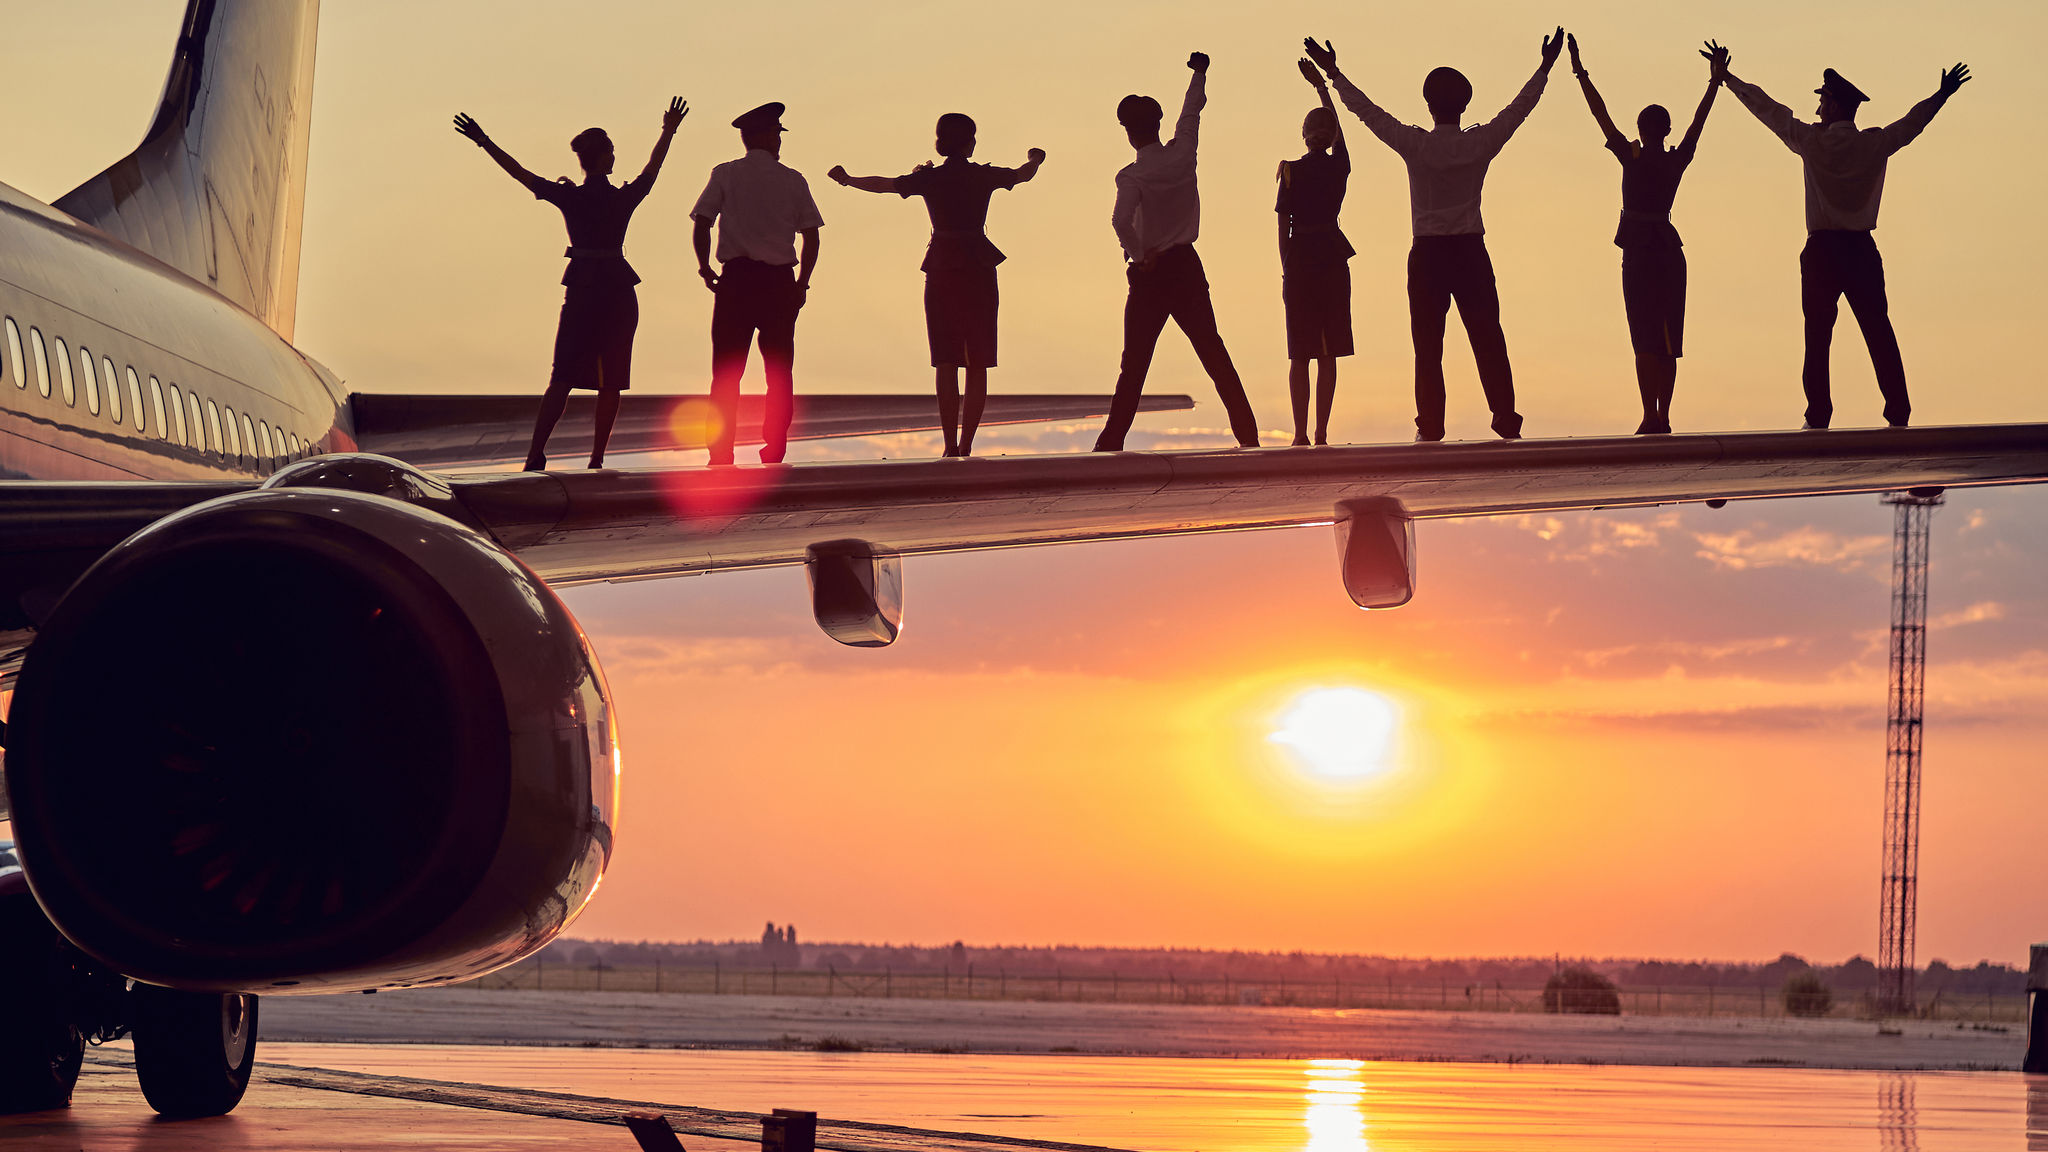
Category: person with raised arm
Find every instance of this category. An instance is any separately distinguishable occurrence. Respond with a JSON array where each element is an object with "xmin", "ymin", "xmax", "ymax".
[
  {"xmin": 1568, "ymin": 36, "xmax": 1724, "ymax": 435},
  {"xmin": 1279, "ymin": 57, "xmax": 1355, "ymax": 447},
  {"xmin": 453, "ymin": 98, "xmax": 687, "ymax": 471},
  {"xmin": 1710, "ymin": 47, "xmax": 1970, "ymax": 429},
  {"xmin": 1304, "ymin": 31, "xmax": 1564, "ymax": 442},
  {"xmin": 691, "ymin": 103, "xmax": 825, "ymax": 466},
  {"xmin": 1094, "ymin": 52, "xmax": 1261, "ymax": 454},
  {"xmin": 829, "ymin": 117, "xmax": 1046, "ymax": 457}
]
